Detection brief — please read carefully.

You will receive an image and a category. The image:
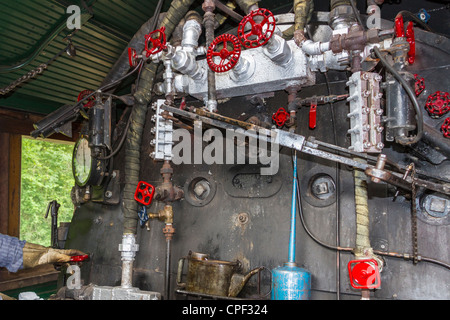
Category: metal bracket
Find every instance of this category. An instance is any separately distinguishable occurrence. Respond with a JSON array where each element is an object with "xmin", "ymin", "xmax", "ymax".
[{"xmin": 150, "ymin": 99, "xmax": 174, "ymax": 161}]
